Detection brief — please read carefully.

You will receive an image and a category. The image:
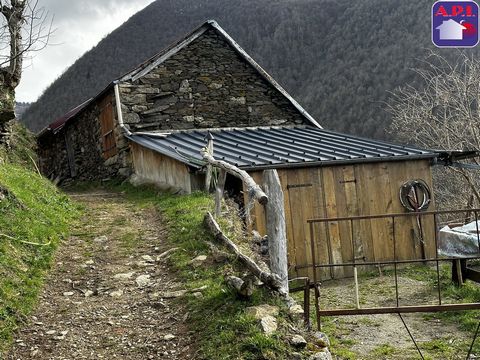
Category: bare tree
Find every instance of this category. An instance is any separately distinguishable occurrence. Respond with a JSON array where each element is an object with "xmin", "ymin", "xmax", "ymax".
[
  {"xmin": 0, "ymin": 0, "xmax": 51, "ymax": 142},
  {"xmin": 387, "ymin": 51, "xmax": 480, "ymax": 209}
]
